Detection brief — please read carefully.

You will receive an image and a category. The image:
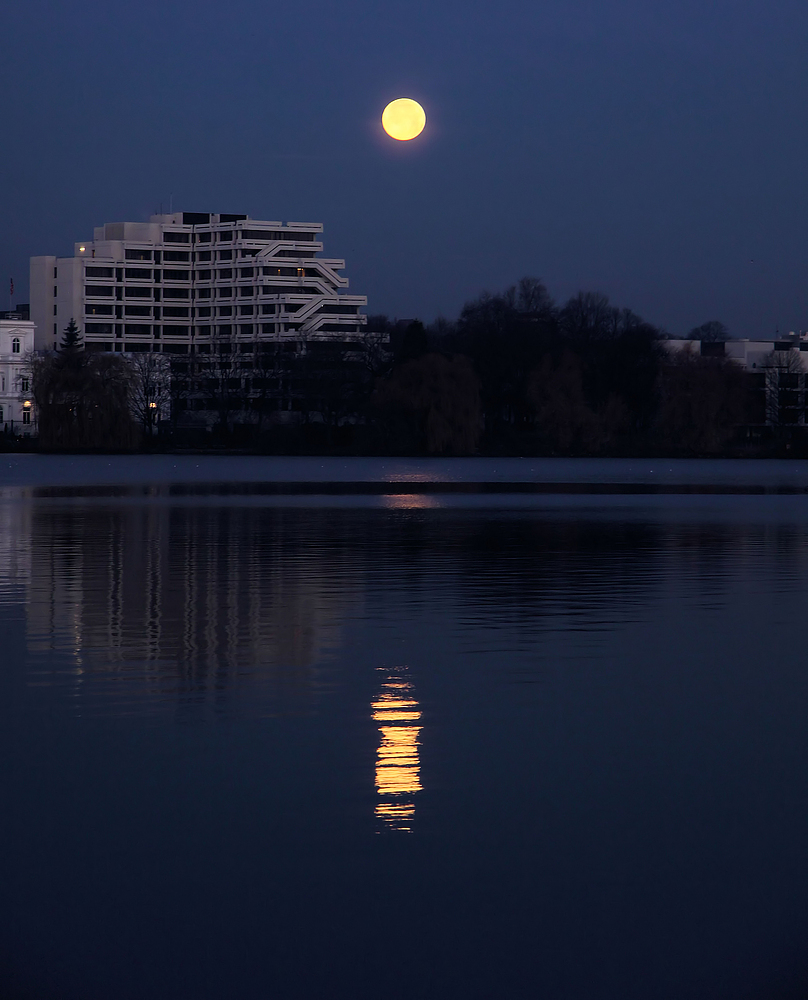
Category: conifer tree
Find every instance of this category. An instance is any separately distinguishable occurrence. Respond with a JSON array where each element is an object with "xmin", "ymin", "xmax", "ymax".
[{"xmin": 59, "ymin": 318, "xmax": 83, "ymax": 353}]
